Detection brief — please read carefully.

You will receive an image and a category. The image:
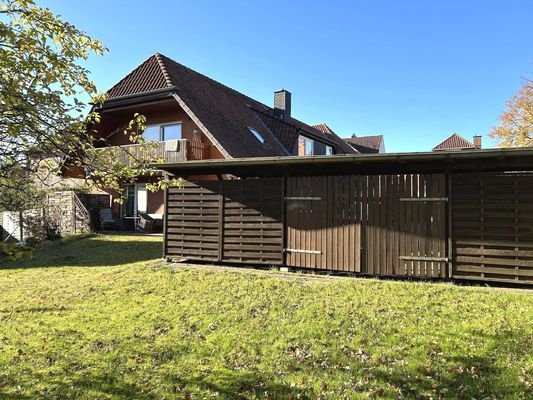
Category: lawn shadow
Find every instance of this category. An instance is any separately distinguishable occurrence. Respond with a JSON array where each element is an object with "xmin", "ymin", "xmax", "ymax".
[
  {"xmin": 0, "ymin": 235, "xmax": 162, "ymax": 269},
  {"xmin": 167, "ymin": 368, "xmax": 311, "ymax": 399},
  {"xmin": 370, "ymin": 329, "xmax": 532, "ymax": 399}
]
